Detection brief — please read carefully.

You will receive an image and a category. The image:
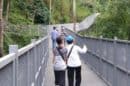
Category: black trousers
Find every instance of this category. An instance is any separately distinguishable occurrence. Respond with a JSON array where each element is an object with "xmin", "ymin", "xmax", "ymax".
[
  {"xmin": 67, "ymin": 66, "xmax": 81, "ymax": 86},
  {"xmin": 54, "ymin": 70, "xmax": 65, "ymax": 86}
]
